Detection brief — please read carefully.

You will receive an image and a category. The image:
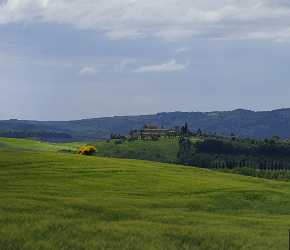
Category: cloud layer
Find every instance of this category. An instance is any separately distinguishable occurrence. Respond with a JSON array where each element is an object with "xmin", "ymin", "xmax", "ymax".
[{"xmin": 1, "ymin": 0, "xmax": 290, "ymax": 41}]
